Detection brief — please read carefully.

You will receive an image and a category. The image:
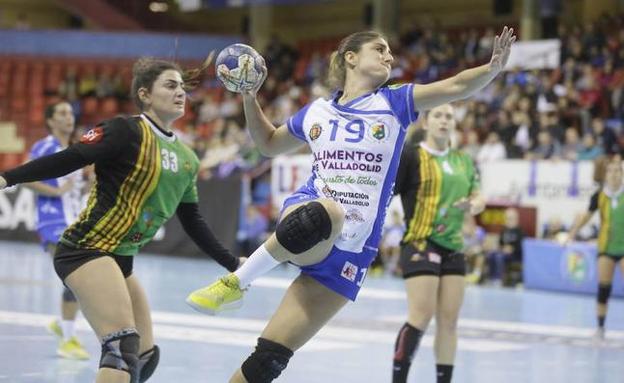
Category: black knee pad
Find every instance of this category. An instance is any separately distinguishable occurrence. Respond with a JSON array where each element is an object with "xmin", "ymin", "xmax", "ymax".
[
  {"xmin": 276, "ymin": 201, "xmax": 332, "ymax": 254},
  {"xmin": 138, "ymin": 345, "xmax": 160, "ymax": 383},
  {"xmin": 241, "ymin": 338, "xmax": 294, "ymax": 383},
  {"xmin": 100, "ymin": 328, "xmax": 140, "ymax": 383},
  {"xmin": 598, "ymin": 284, "xmax": 612, "ymax": 304},
  {"xmin": 62, "ymin": 287, "xmax": 77, "ymax": 302}
]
